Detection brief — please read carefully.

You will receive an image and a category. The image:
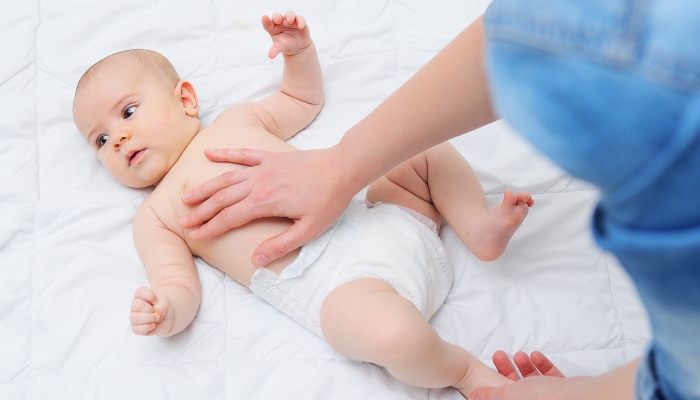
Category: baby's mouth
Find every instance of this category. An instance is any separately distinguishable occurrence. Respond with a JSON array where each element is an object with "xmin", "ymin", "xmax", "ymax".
[{"xmin": 128, "ymin": 149, "xmax": 145, "ymax": 165}]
